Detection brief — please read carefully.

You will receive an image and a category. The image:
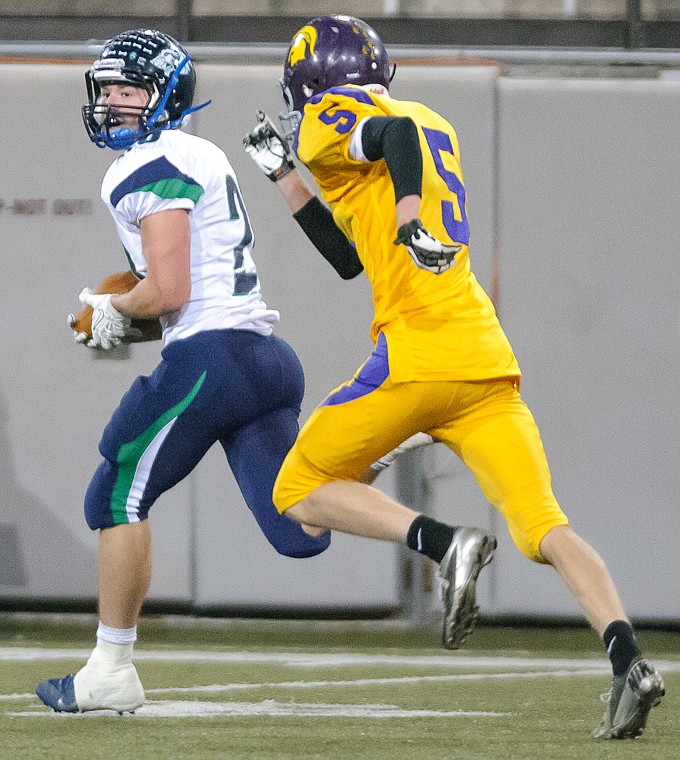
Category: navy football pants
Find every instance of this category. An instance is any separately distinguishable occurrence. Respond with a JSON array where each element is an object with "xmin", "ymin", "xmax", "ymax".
[{"xmin": 84, "ymin": 328, "xmax": 330, "ymax": 558}]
